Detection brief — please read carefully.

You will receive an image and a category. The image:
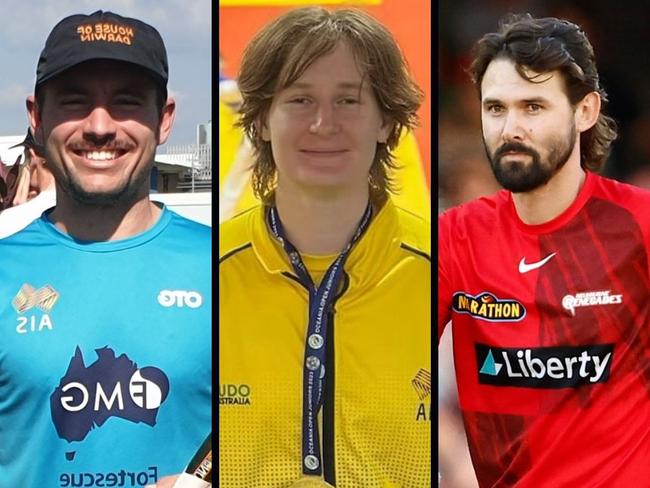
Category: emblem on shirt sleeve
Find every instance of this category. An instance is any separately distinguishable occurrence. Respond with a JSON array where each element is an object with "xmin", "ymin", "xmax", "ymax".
[
  {"xmin": 412, "ymin": 369, "xmax": 430, "ymax": 421},
  {"xmin": 412, "ymin": 368, "xmax": 431, "ymax": 401},
  {"xmin": 452, "ymin": 292, "xmax": 526, "ymax": 322}
]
